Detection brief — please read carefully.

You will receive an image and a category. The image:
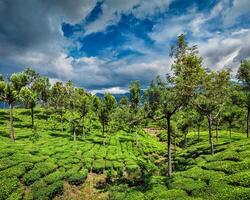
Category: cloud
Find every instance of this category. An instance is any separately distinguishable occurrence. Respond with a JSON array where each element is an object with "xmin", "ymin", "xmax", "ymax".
[
  {"xmin": 0, "ymin": 0, "xmax": 96, "ymax": 78},
  {"xmin": 1, "ymin": 0, "xmax": 250, "ymax": 92},
  {"xmin": 90, "ymin": 87, "xmax": 128, "ymax": 94},
  {"xmin": 222, "ymin": 0, "xmax": 250, "ymax": 27},
  {"xmin": 196, "ymin": 30, "xmax": 250, "ymax": 74},
  {"xmin": 83, "ymin": 0, "xmax": 172, "ymax": 35}
]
